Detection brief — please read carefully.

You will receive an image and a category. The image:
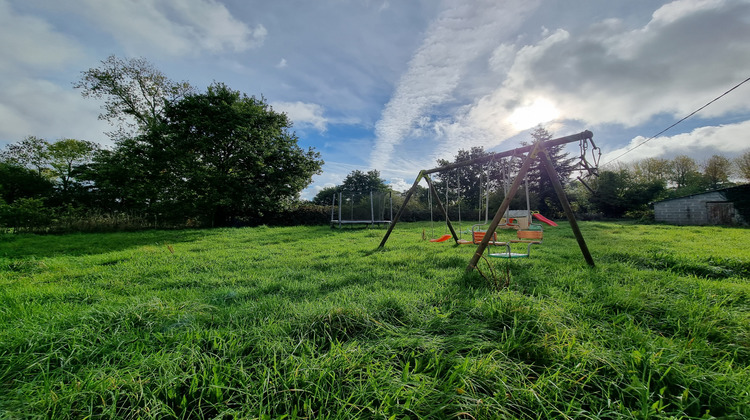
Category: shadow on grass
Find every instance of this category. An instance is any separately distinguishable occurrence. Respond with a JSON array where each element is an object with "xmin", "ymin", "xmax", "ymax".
[{"xmin": 0, "ymin": 229, "xmax": 214, "ymax": 259}]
